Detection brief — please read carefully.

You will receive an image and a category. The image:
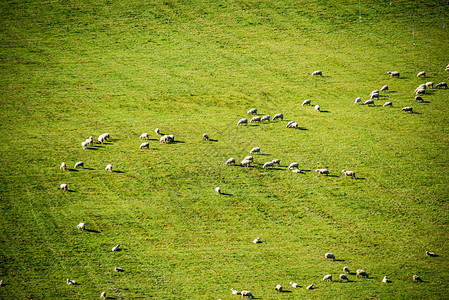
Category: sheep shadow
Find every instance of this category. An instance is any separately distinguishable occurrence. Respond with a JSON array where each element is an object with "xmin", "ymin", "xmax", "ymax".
[
  {"xmin": 83, "ymin": 167, "xmax": 95, "ymax": 170},
  {"xmin": 417, "ymin": 100, "xmax": 431, "ymax": 104},
  {"xmin": 220, "ymin": 192, "xmax": 232, "ymax": 196},
  {"xmin": 108, "ymin": 139, "xmax": 119, "ymax": 142},
  {"xmin": 279, "ymin": 290, "xmax": 293, "ymax": 293},
  {"xmin": 257, "ymin": 153, "xmax": 271, "ymax": 156},
  {"xmin": 320, "ymin": 110, "xmax": 331, "ymax": 113},
  {"xmin": 93, "ymin": 145, "xmax": 105, "ymax": 148},
  {"xmin": 326, "ymin": 175, "xmax": 339, "ymax": 178},
  {"xmin": 355, "ymin": 177, "xmax": 366, "ymax": 180},
  {"xmin": 301, "ymin": 169, "xmax": 312, "ymax": 172},
  {"xmin": 297, "ymin": 127, "xmax": 308, "ymax": 130},
  {"xmin": 113, "ymin": 170, "xmax": 125, "ymax": 173},
  {"xmin": 334, "ymin": 259, "xmax": 345, "ymax": 262},
  {"xmin": 86, "ymin": 147, "xmax": 99, "ymax": 151},
  {"xmin": 67, "ymin": 190, "xmax": 76, "ymax": 193},
  {"xmin": 209, "ymin": 139, "xmax": 218, "ymax": 142},
  {"xmin": 173, "ymin": 140, "xmax": 185, "ymax": 144},
  {"xmin": 85, "ymin": 229, "xmax": 100, "ymax": 233},
  {"xmin": 68, "ymin": 169, "xmax": 78, "ymax": 172}
]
